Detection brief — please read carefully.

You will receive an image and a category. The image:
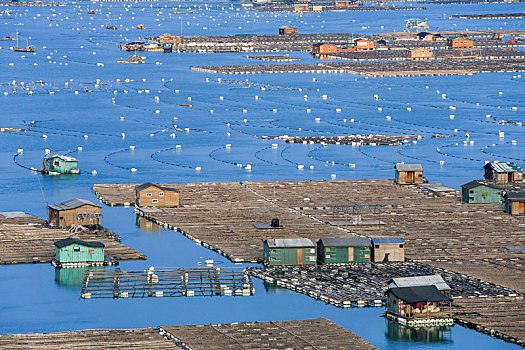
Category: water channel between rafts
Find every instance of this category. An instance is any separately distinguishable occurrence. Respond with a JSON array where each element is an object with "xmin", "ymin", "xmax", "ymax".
[{"xmin": 0, "ymin": 0, "xmax": 524, "ymax": 348}]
